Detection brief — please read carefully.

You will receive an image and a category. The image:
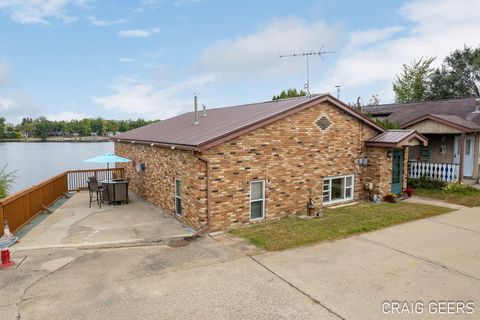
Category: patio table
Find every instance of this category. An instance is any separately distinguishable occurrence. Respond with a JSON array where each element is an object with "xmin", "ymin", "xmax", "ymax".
[{"xmin": 99, "ymin": 179, "xmax": 129, "ymax": 205}]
